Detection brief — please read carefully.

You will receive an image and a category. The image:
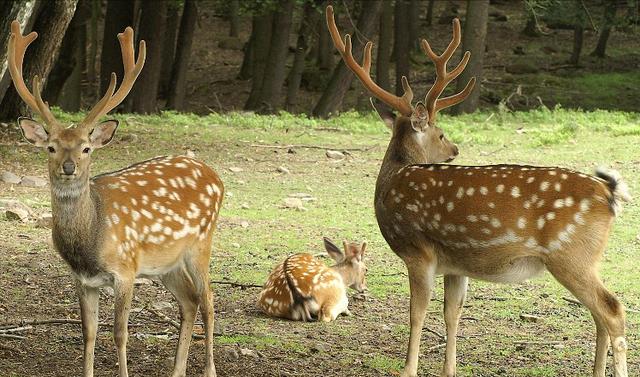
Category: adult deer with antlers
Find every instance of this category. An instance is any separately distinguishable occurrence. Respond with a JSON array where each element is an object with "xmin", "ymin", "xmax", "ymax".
[
  {"xmin": 8, "ymin": 21, "xmax": 222, "ymax": 377},
  {"xmin": 327, "ymin": 6, "xmax": 629, "ymax": 377}
]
